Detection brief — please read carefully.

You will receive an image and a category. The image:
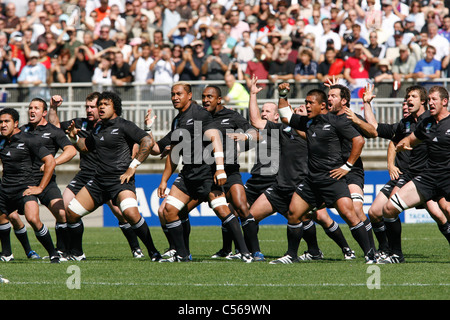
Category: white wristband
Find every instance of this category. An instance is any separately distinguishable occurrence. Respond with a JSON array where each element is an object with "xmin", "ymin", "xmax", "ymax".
[
  {"xmin": 278, "ymin": 106, "xmax": 293, "ymax": 122},
  {"xmin": 214, "ymin": 152, "xmax": 224, "ymax": 158},
  {"xmin": 129, "ymin": 158, "xmax": 141, "ymax": 168},
  {"xmin": 340, "ymin": 163, "xmax": 352, "ymax": 172},
  {"xmin": 216, "ymin": 173, "xmax": 227, "ymax": 180},
  {"xmin": 216, "ymin": 164, "xmax": 225, "ymax": 170}
]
